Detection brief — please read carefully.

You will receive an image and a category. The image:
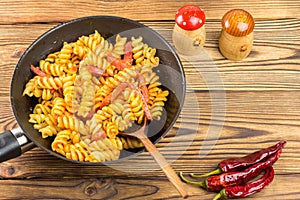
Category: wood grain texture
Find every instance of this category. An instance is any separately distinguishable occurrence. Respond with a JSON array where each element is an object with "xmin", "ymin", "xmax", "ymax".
[
  {"xmin": 0, "ymin": 0, "xmax": 300, "ymax": 199},
  {"xmin": 0, "ymin": 0, "xmax": 299, "ymax": 23},
  {"xmin": 0, "ymin": 175, "xmax": 298, "ymax": 200}
]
